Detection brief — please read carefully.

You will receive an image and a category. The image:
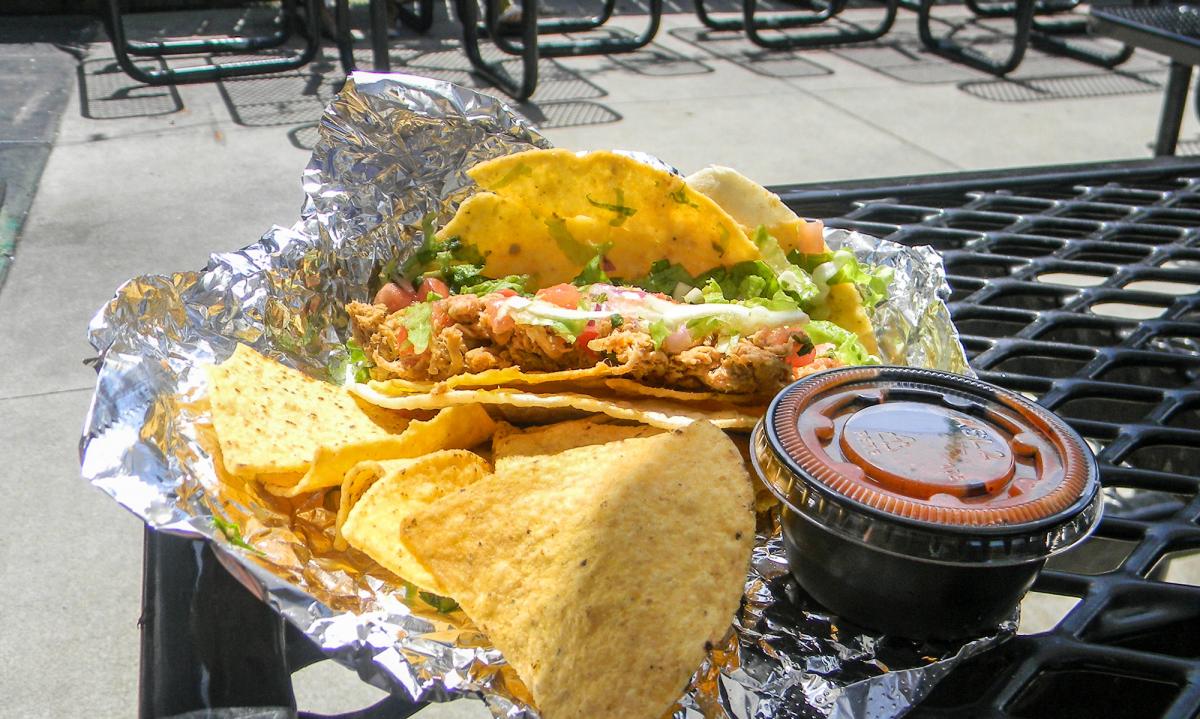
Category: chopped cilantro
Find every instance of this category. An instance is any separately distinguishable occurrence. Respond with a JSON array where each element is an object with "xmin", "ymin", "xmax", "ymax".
[
  {"xmin": 609, "ymin": 314, "xmax": 624, "ymax": 328},
  {"xmin": 398, "ymin": 213, "xmax": 488, "ymax": 285},
  {"xmin": 586, "ymin": 189, "xmax": 637, "ymax": 227},
  {"xmin": 418, "ymin": 590, "xmax": 460, "ymax": 613},
  {"xmin": 488, "ymin": 162, "xmax": 532, "ymax": 189},
  {"xmin": 669, "ymin": 186, "xmax": 699, "ymax": 208},
  {"xmin": 572, "ymin": 245, "xmax": 612, "ymax": 286},
  {"xmin": 545, "ymin": 217, "xmax": 597, "ymax": 266},
  {"xmin": 212, "ymin": 516, "xmax": 263, "ymax": 555},
  {"xmin": 633, "ymin": 260, "xmax": 696, "ymax": 296}
]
